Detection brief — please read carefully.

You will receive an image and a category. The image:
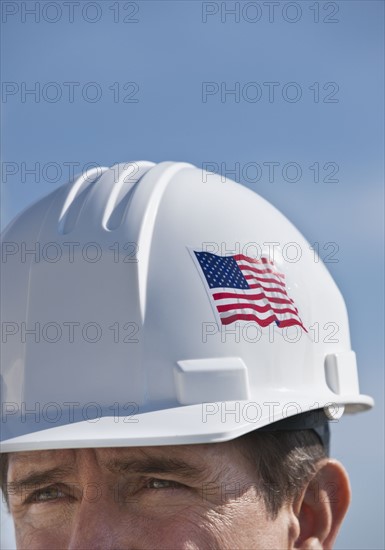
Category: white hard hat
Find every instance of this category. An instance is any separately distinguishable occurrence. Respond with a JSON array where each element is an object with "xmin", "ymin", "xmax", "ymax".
[{"xmin": 0, "ymin": 161, "xmax": 373, "ymax": 452}]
